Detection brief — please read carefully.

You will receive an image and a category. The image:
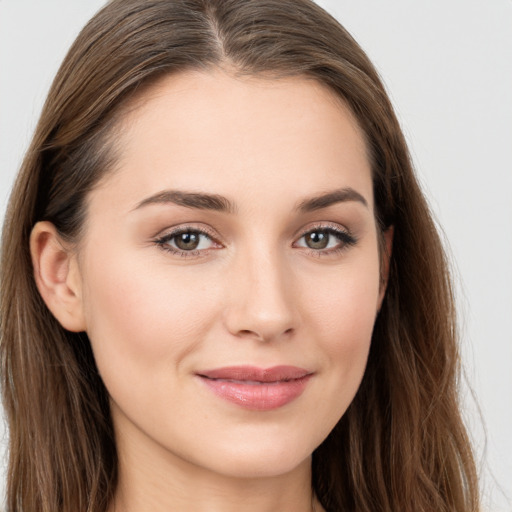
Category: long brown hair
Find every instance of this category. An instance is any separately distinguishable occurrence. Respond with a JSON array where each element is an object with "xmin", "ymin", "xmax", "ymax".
[{"xmin": 0, "ymin": 0, "xmax": 479, "ymax": 510}]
